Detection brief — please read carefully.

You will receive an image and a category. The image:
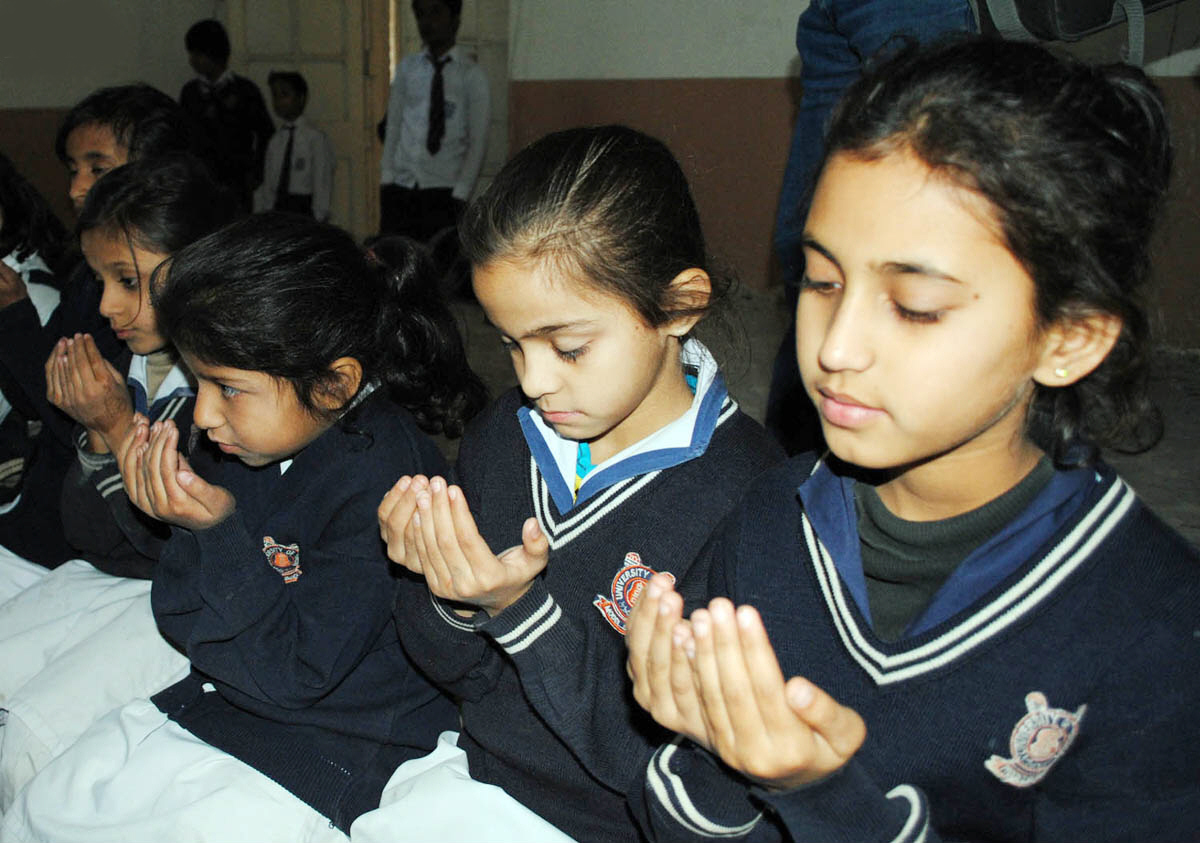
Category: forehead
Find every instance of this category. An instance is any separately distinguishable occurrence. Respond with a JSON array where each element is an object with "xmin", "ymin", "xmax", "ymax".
[
  {"xmin": 472, "ymin": 257, "xmax": 633, "ymax": 333},
  {"xmin": 65, "ymin": 122, "xmax": 126, "ymax": 162}
]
